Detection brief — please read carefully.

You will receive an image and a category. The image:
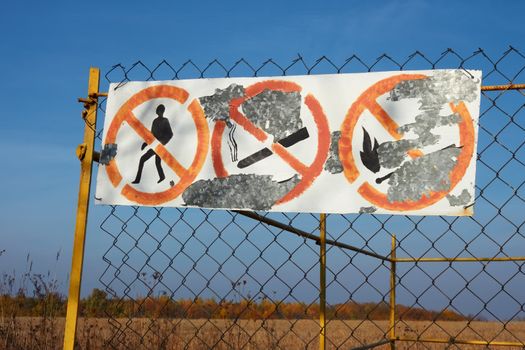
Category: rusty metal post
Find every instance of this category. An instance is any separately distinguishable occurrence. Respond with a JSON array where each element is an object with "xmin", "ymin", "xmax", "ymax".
[
  {"xmin": 319, "ymin": 213, "xmax": 327, "ymax": 350},
  {"xmin": 63, "ymin": 67, "xmax": 100, "ymax": 350},
  {"xmin": 389, "ymin": 234, "xmax": 397, "ymax": 350}
]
